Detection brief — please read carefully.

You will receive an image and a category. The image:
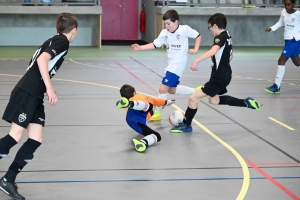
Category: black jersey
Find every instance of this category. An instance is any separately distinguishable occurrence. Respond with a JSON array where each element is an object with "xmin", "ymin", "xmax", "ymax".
[
  {"xmin": 16, "ymin": 34, "xmax": 69, "ymax": 99},
  {"xmin": 209, "ymin": 31, "xmax": 233, "ymax": 86}
]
